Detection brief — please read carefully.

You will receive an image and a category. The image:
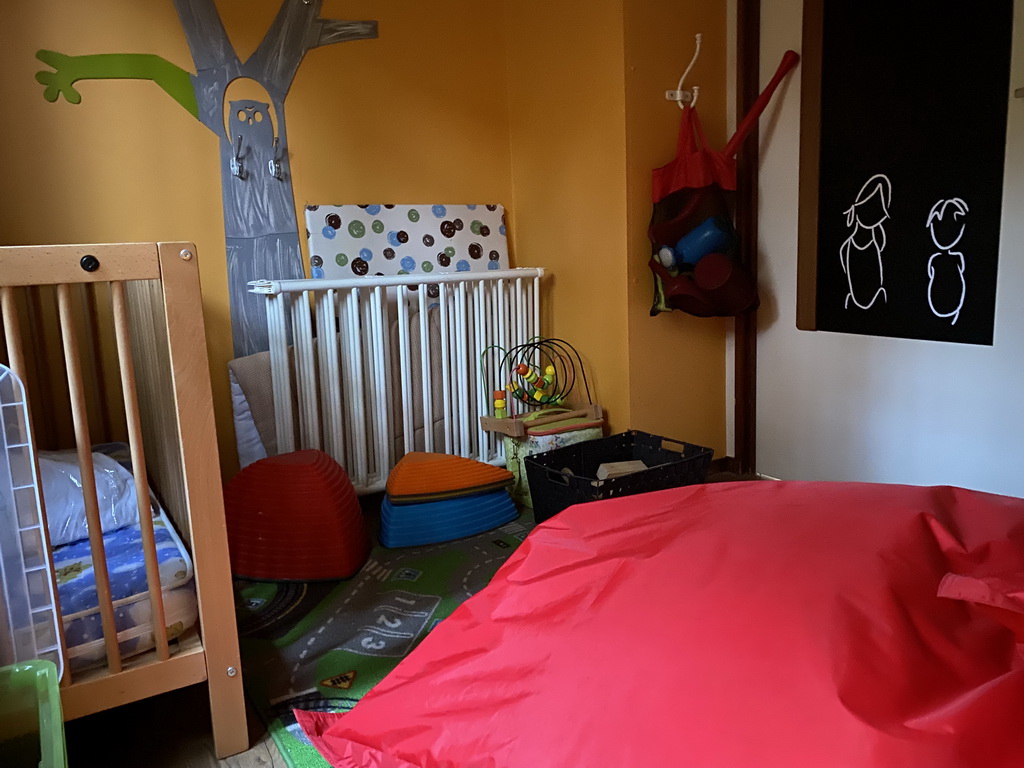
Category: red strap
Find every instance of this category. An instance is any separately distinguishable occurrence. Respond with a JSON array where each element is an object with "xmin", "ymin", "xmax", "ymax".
[
  {"xmin": 675, "ymin": 107, "xmax": 697, "ymax": 157},
  {"xmin": 690, "ymin": 108, "xmax": 710, "ymax": 153},
  {"xmin": 675, "ymin": 107, "xmax": 711, "ymax": 158},
  {"xmin": 723, "ymin": 50, "xmax": 800, "ymax": 158}
]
